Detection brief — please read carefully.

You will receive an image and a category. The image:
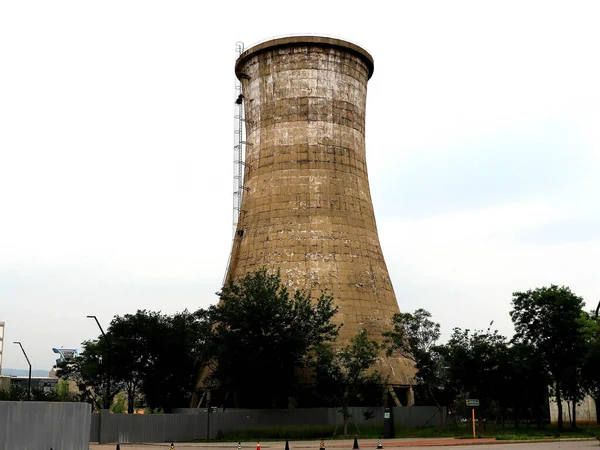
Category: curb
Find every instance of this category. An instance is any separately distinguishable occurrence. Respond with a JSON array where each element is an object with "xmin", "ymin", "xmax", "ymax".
[
  {"xmin": 91, "ymin": 437, "xmax": 599, "ymax": 448},
  {"xmin": 490, "ymin": 437, "xmax": 597, "ymax": 445}
]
